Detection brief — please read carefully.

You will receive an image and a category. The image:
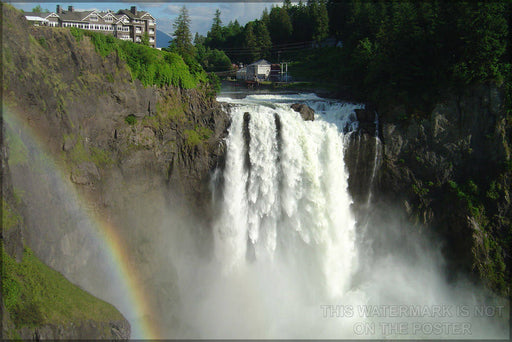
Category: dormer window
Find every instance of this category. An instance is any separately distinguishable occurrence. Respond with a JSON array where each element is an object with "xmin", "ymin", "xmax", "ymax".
[
  {"xmin": 90, "ymin": 15, "xmax": 98, "ymax": 21},
  {"xmin": 105, "ymin": 16, "xmax": 112, "ymax": 22}
]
